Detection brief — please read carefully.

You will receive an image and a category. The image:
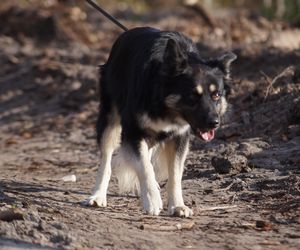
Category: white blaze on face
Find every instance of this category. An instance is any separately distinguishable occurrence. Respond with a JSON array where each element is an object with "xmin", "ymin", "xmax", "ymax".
[{"xmin": 196, "ymin": 85, "xmax": 203, "ymax": 95}]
